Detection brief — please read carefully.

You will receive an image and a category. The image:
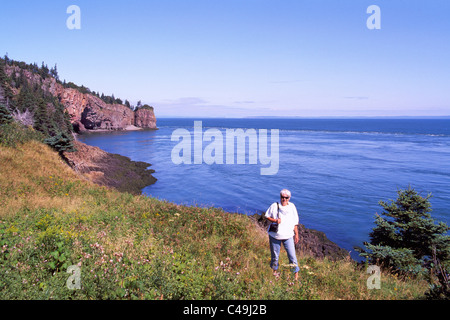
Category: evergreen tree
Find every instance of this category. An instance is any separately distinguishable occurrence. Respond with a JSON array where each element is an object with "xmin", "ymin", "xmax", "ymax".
[
  {"xmin": 16, "ymin": 85, "xmax": 36, "ymax": 113},
  {"xmin": 358, "ymin": 187, "xmax": 450, "ymax": 276},
  {"xmin": 44, "ymin": 131, "xmax": 76, "ymax": 154},
  {"xmin": 33, "ymin": 98, "xmax": 50, "ymax": 136},
  {"xmin": 40, "ymin": 62, "xmax": 49, "ymax": 79},
  {"xmin": 0, "ymin": 104, "xmax": 13, "ymax": 125},
  {"xmin": 0, "ymin": 61, "xmax": 15, "ymax": 110},
  {"xmin": 0, "ymin": 59, "xmax": 7, "ymax": 84}
]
